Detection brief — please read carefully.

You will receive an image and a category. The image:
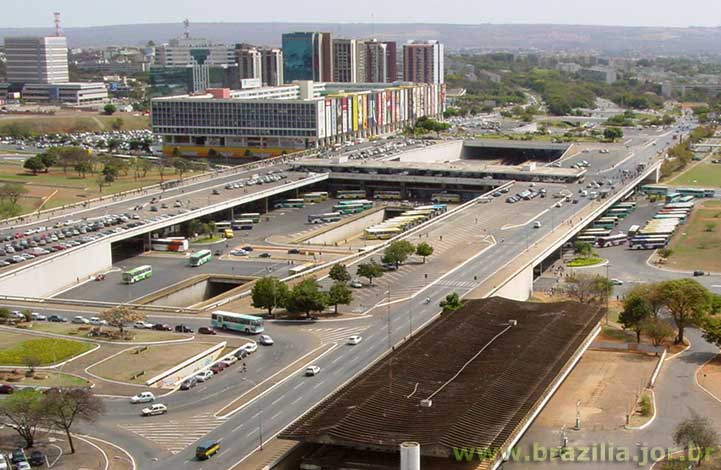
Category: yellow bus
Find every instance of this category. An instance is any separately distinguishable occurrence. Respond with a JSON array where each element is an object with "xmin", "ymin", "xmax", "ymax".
[
  {"xmin": 302, "ymin": 192, "xmax": 329, "ymax": 203},
  {"xmin": 363, "ymin": 227, "xmax": 402, "ymax": 240},
  {"xmin": 431, "ymin": 193, "xmax": 461, "ymax": 203},
  {"xmin": 223, "ymin": 229, "xmax": 234, "ymax": 238}
]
